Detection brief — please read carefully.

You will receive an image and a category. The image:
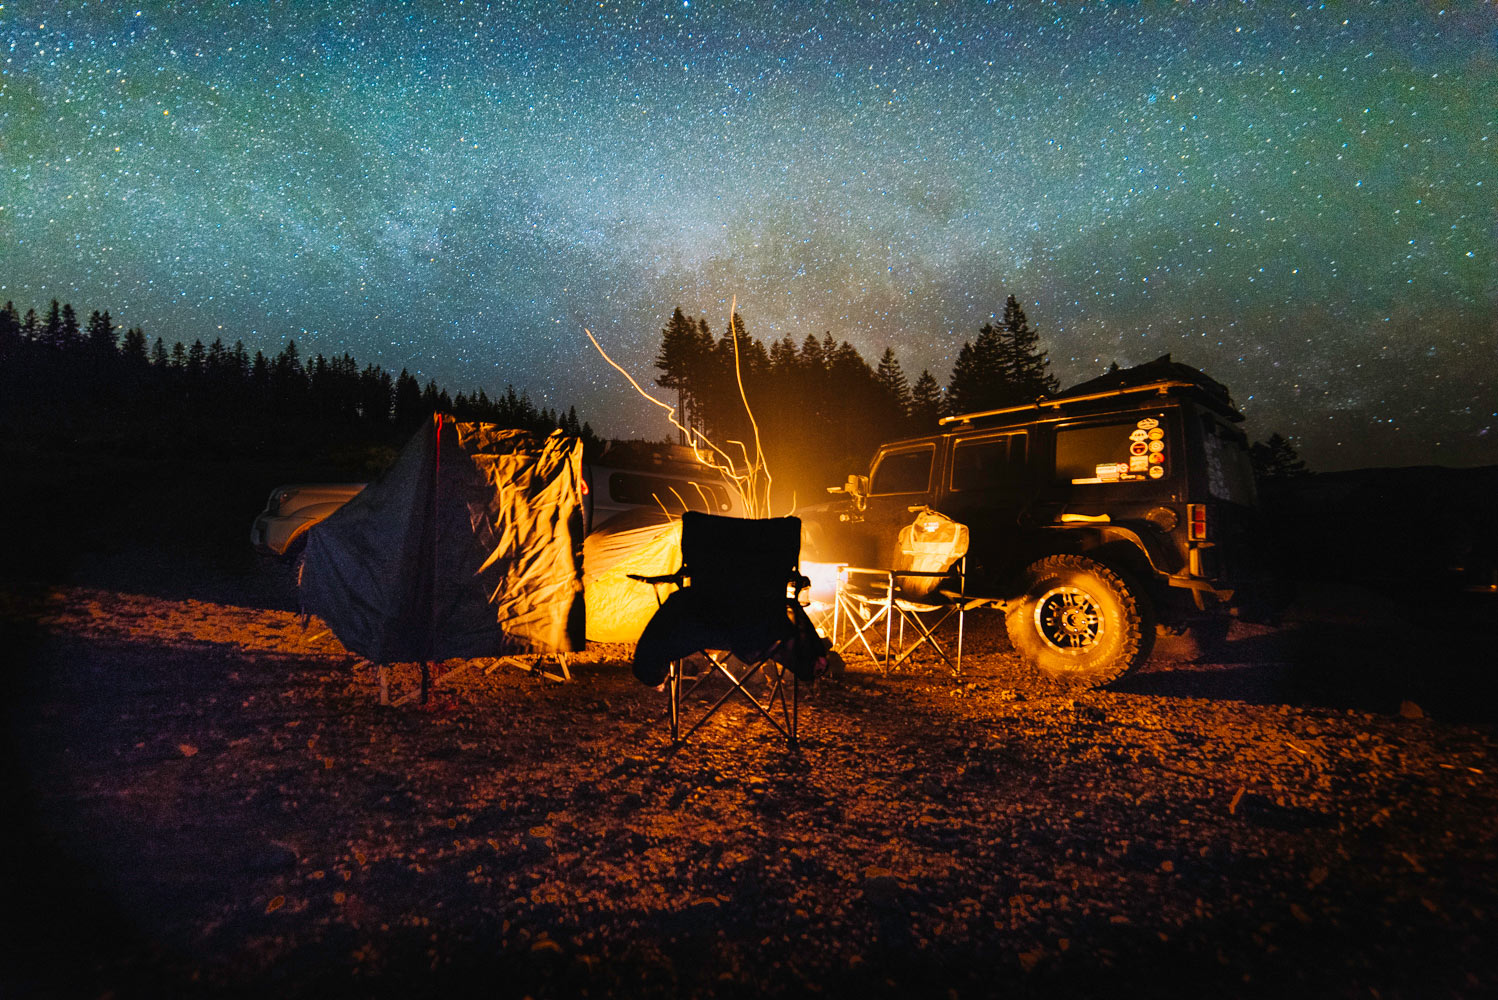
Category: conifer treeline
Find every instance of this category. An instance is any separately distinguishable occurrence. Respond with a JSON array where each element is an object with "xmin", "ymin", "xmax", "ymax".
[
  {"xmin": 0, "ymin": 292, "xmax": 1061, "ymax": 494},
  {"xmin": 651, "ymin": 294, "xmax": 1058, "ymax": 496},
  {"xmin": 0, "ymin": 299, "xmax": 598, "ymax": 457}
]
